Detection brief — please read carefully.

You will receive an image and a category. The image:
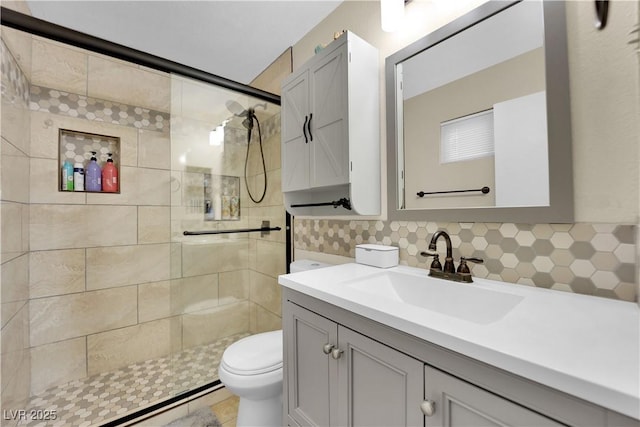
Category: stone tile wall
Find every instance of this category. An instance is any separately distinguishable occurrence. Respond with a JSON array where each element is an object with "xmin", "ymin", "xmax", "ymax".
[
  {"xmin": 1, "ymin": 29, "xmax": 32, "ymax": 426},
  {"xmin": 246, "ymin": 114, "xmax": 286, "ymax": 333},
  {"xmin": 295, "ymin": 220, "xmax": 637, "ymax": 302},
  {"xmin": 25, "ymin": 35, "xmax": 175, "ymax": 396}
]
